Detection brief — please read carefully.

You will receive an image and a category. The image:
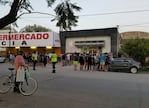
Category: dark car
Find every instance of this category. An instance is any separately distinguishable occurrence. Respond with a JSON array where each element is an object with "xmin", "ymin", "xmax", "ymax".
[{"xmin": 109, "ymin": 58, "xmax": 141, "ymax": 73}]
